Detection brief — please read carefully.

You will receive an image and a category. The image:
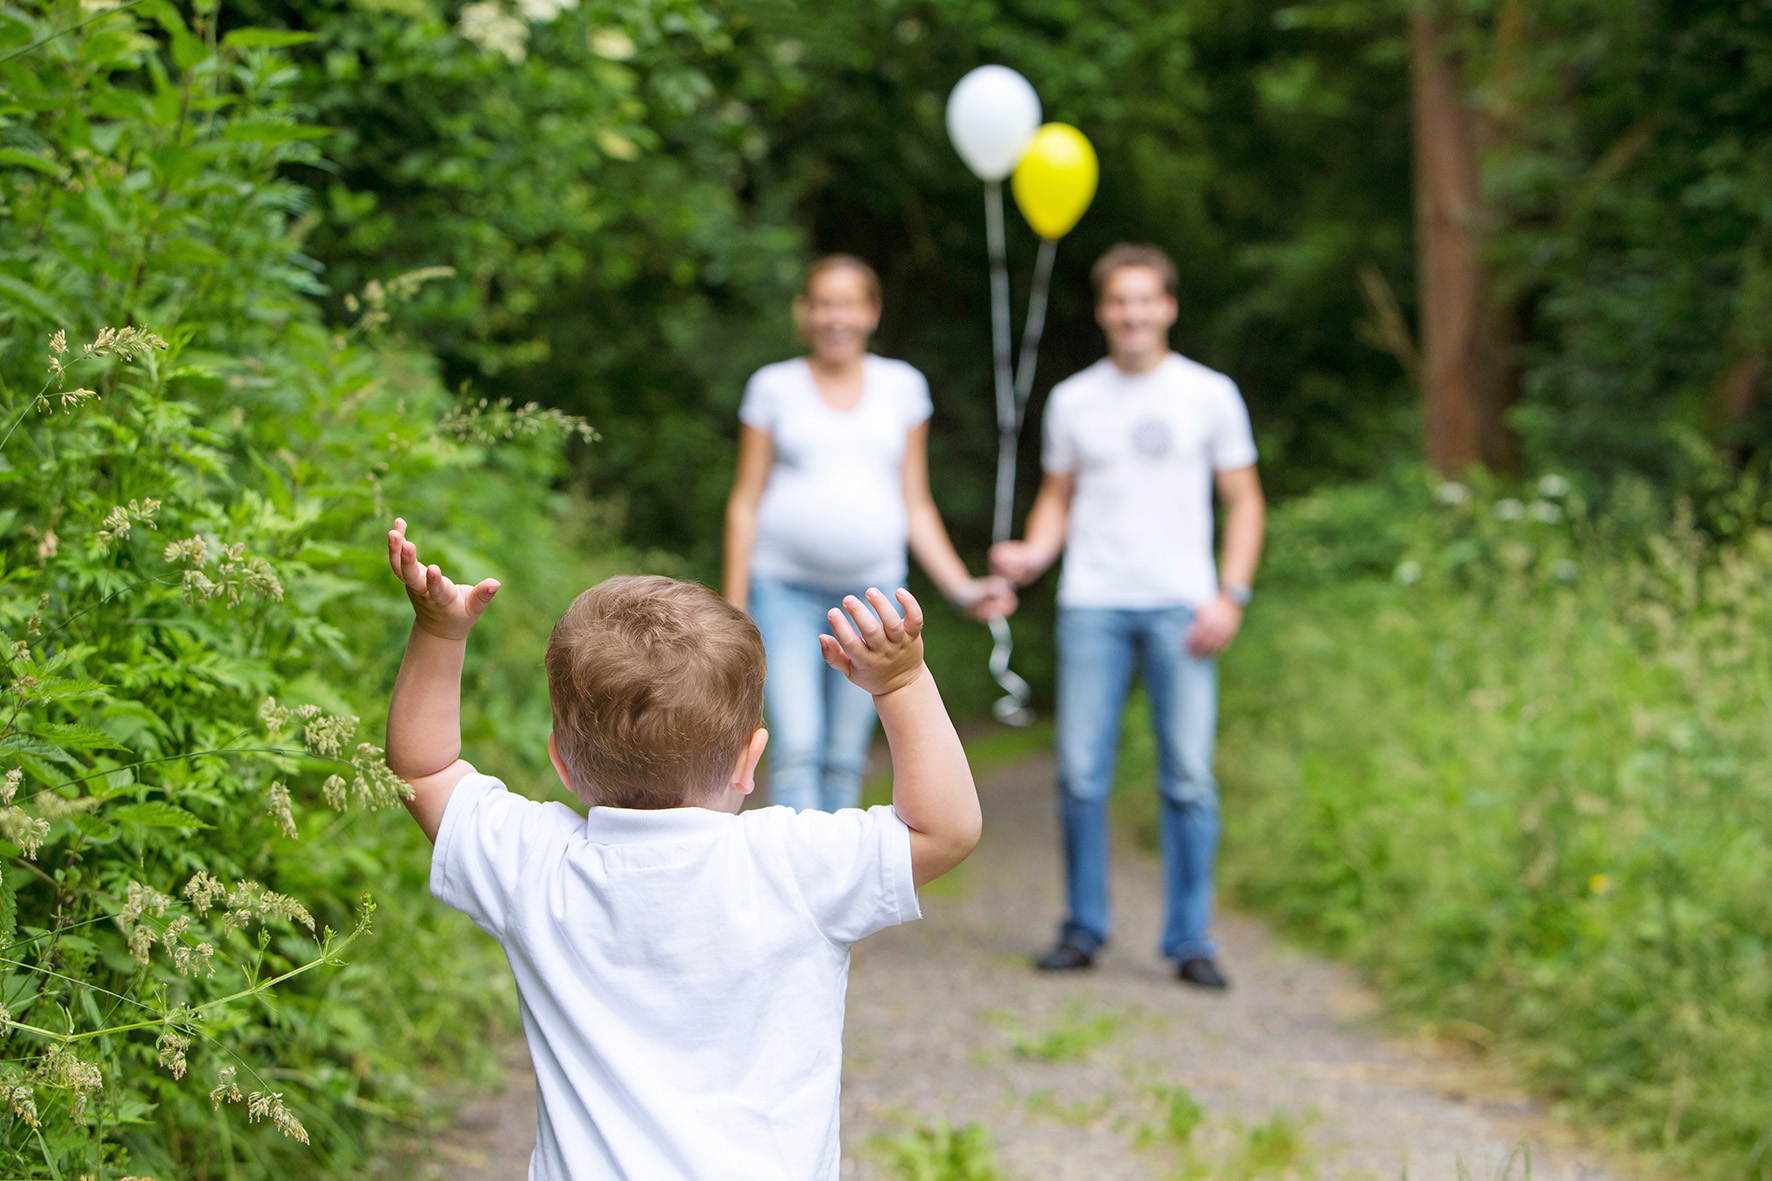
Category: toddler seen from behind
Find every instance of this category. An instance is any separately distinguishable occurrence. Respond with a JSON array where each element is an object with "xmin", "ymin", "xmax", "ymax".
[{"xmin": 381, "ymin": 518, "xmax": 981, "ymax": 1180}]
